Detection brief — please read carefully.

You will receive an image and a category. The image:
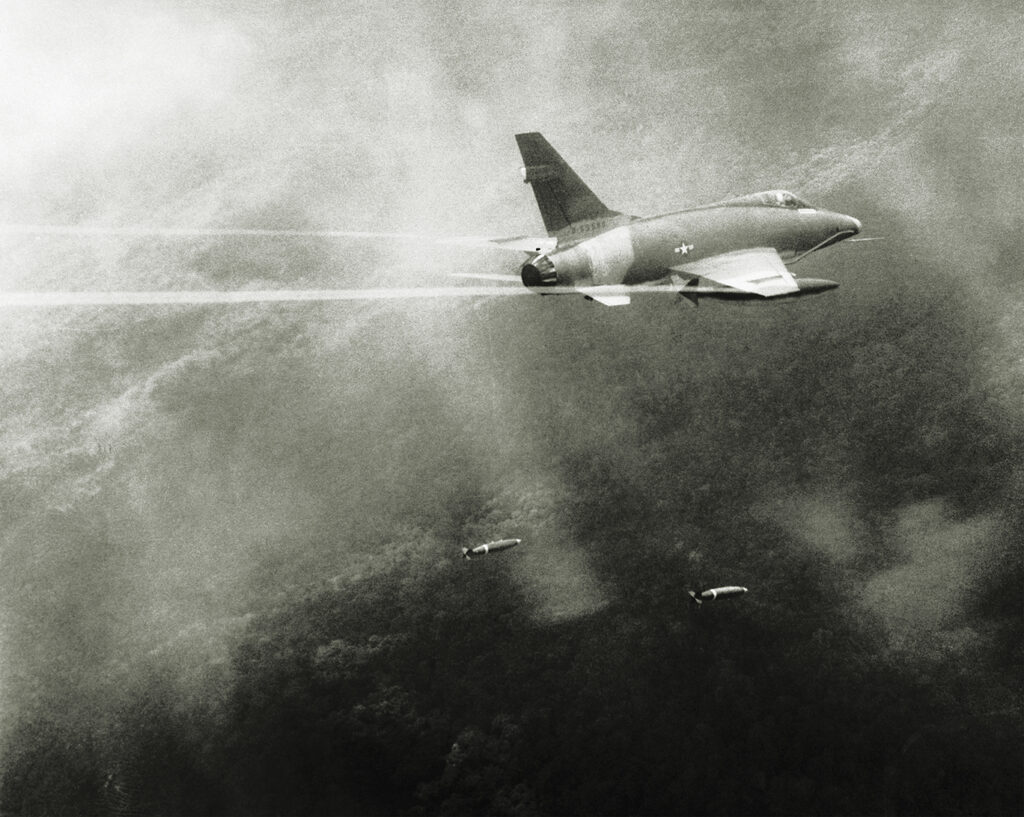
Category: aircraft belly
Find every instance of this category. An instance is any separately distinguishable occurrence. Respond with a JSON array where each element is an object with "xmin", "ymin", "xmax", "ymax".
[{"xmin": 581, "ymin": 226, "xmax": 635, "ymax": 286}]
